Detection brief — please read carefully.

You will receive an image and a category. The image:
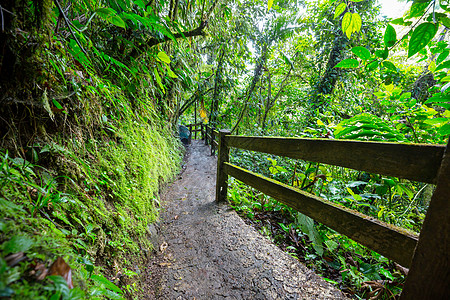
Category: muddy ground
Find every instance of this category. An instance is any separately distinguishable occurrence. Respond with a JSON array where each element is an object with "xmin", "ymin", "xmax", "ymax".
[{"xmin": 144, "ymin": 140, "xmax": 347, "ymax": 299}]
